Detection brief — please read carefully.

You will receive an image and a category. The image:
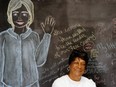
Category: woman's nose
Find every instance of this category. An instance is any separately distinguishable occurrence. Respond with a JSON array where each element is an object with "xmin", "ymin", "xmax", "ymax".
[
  {"xmin": 18, "ymin": 14, "xmax": 22, "ymax": 21},
  {"xmin": 78, "ymin": 63, "xmax": 81, "ymax": 68}
]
